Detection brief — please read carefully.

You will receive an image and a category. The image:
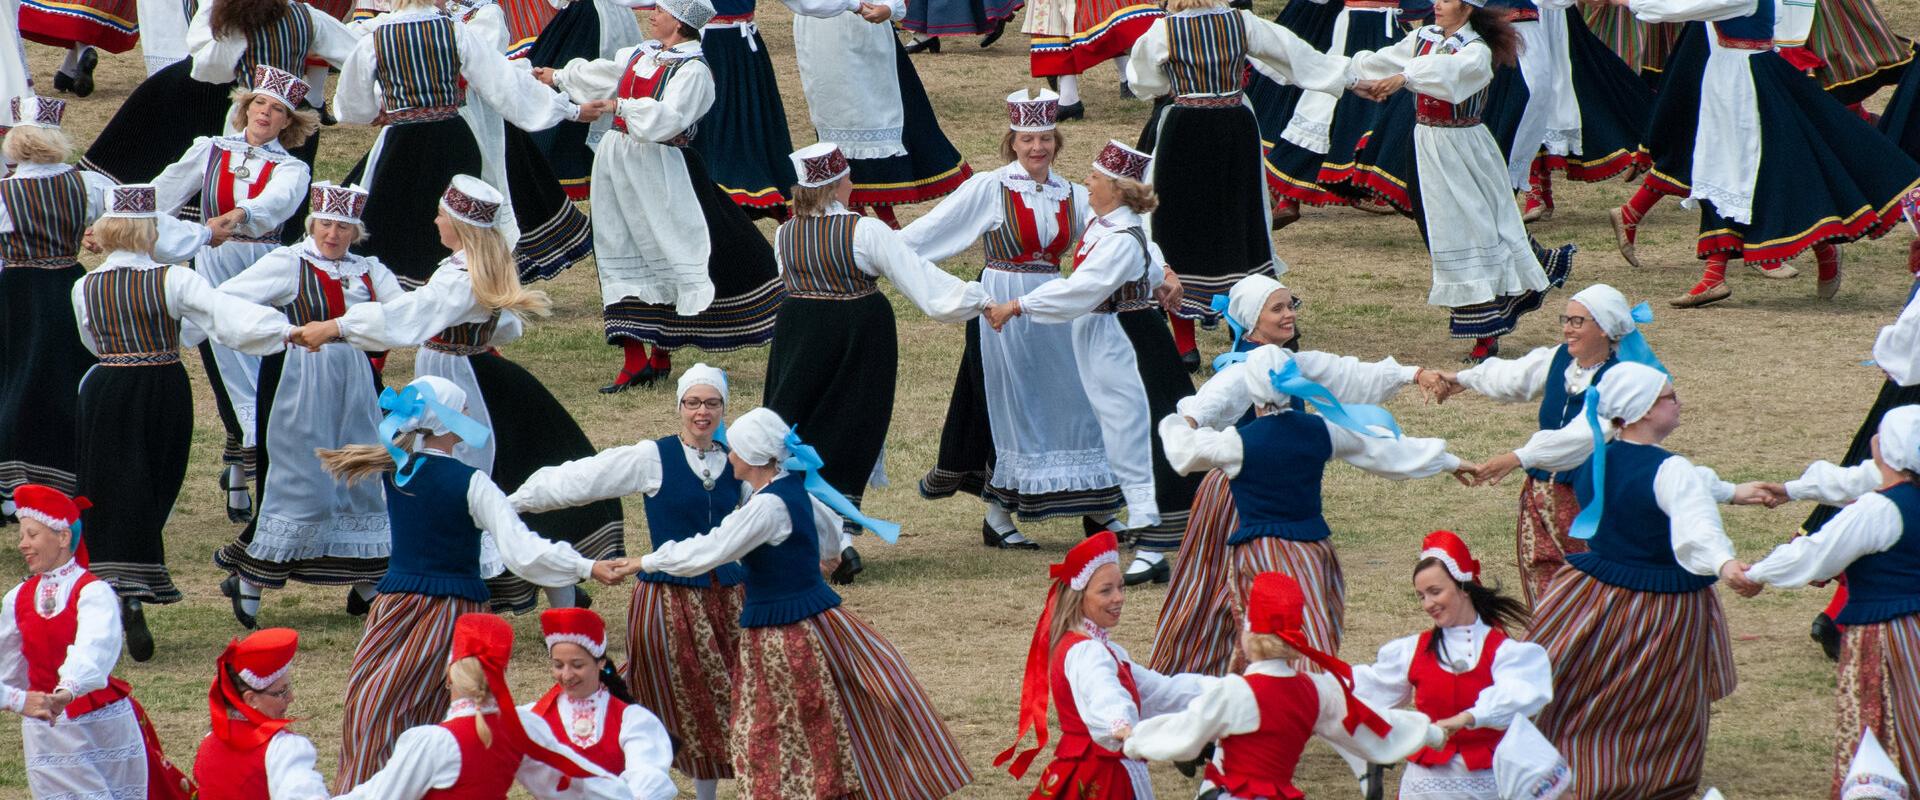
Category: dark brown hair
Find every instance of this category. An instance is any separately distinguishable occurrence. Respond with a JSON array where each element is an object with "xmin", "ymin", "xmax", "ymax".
[
  {"xmin": 1468, "ymin": 7, "xmax": 1521, "ymax": 68},
  {"xmin": 1413, "ymin": 556, "xmax": 1529, "ymax": 661},
  {"xmin": 213, "ymin": 0, "xmax": 291, "ymax": 38}
]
